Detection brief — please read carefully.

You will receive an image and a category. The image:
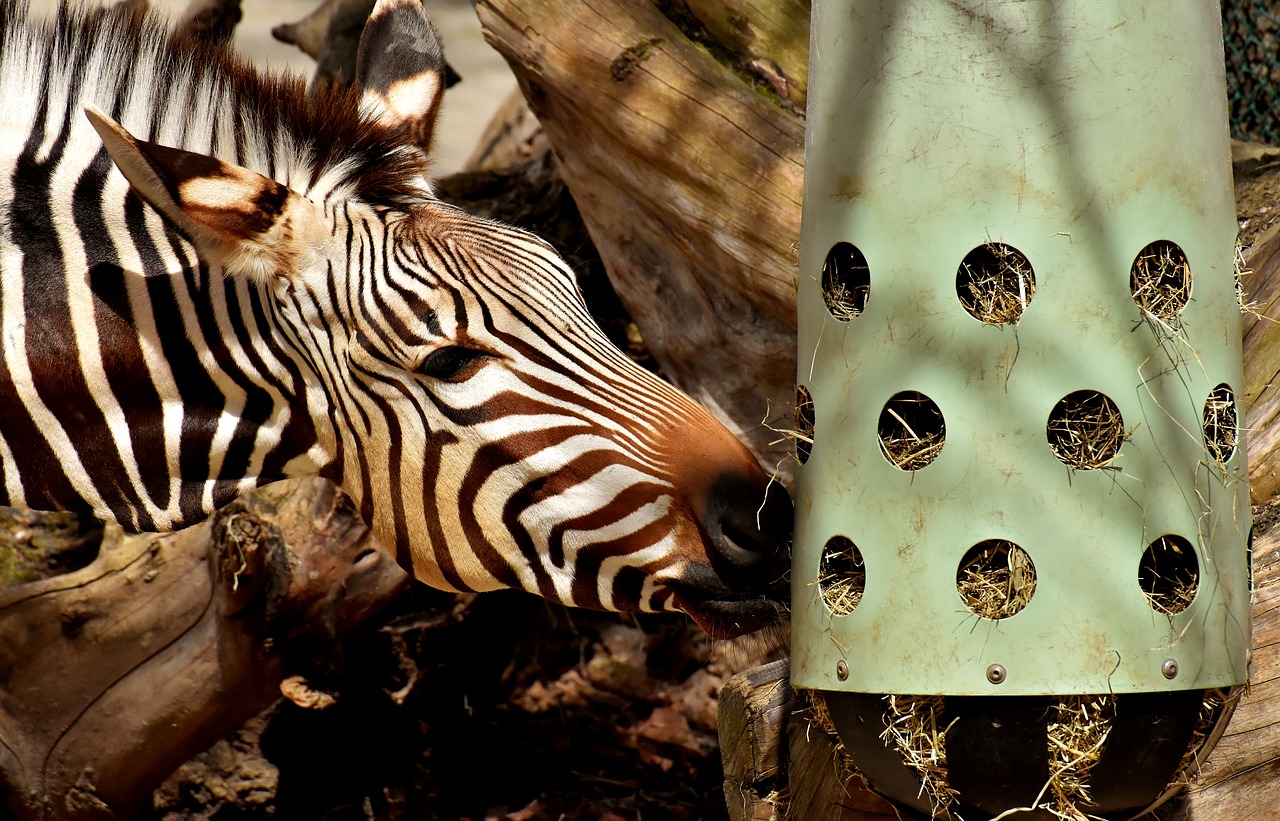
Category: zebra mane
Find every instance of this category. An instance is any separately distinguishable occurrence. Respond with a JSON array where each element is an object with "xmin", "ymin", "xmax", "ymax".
[{"xmin": 0, "ymin": 0, "xmax": 433, "ymax": 207}]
